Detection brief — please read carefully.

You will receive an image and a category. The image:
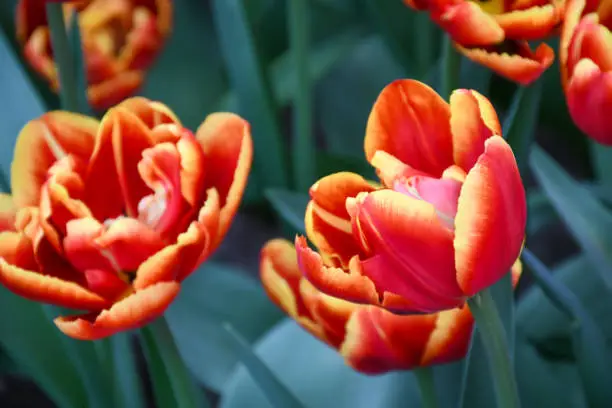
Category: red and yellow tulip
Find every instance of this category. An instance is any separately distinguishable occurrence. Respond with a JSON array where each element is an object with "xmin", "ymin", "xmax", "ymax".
[
  {"xmin": 16, "ymin": 0, "xmax": 172, "ymax": 110},
  {"xmin": 262, "ymin": 240, "xmax": 522, "ymax": 373},
  {"xmin": 0, "ymin": 97, "xmax": 252, "ymax": 340},
  {"xmin": 403, "ymin": 0, "xmax": 561, "ymax": 84},
  {"xmin": 560, "ymin": 0, "xmax": 612, "ymax": 144},
  {"xmin": 296, "ymin": 79, "xmax": 526, "ymax": 314}
]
